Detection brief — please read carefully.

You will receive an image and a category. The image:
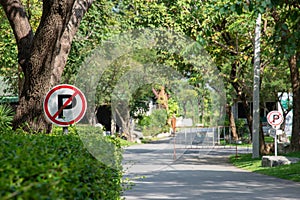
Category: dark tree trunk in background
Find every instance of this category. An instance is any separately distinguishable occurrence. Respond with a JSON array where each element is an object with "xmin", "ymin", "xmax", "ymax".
[
  {"xmin": 230, "ymin": 62, "xmax": 253, "ymax": 136},
  {"xmin": 270, "ymin": 3, "xmax": 300, "ymax": 151},
  {"xmin": 0, "ymin": 0, "xmax": 93, "ymax": 132},
  {"xmin": 226, "ymin": 104, "xmax": 238, "ymax": 141},
  {"xmin": 230, "ymin": 61, "xmax": 266, "ymax": 154},
  {"xmin": 289, "ymin": 53, "xmax": 300, "ymax": 151}
]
